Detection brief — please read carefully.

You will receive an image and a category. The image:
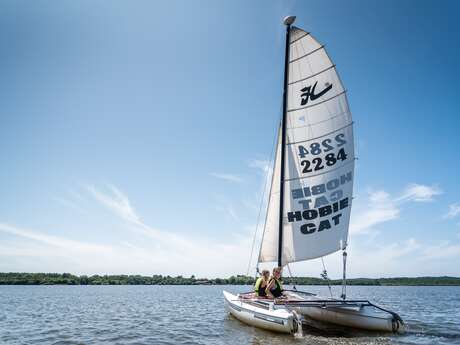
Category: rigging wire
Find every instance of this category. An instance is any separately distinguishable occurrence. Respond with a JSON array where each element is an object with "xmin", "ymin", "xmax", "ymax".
[
  {"xmin": 320, "ymin": 257, "xmax": 334, "ymax": 299},
  {"xmin": 246, "ymin": 116, "xmax": 281, "ymax": 277}
]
